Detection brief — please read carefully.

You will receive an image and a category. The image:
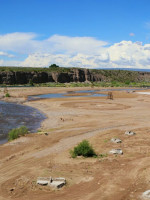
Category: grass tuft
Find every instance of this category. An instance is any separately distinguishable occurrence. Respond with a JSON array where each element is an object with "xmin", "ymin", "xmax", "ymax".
[{"xmin": 8, "ymin": 126, "xmax": 28, "ymax": 141}]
